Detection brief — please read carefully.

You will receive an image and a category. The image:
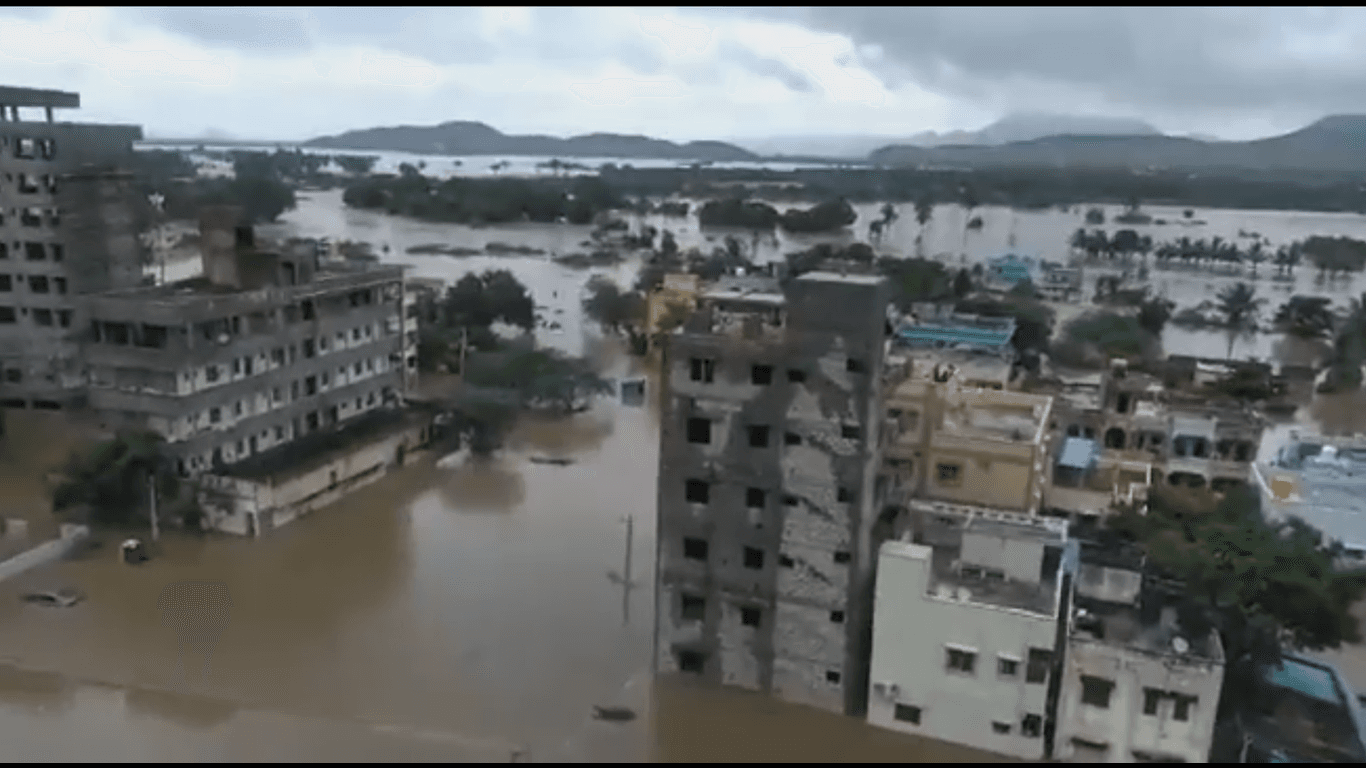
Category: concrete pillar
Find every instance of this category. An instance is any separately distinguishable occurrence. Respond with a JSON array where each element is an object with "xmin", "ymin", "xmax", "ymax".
[{"xmin": 45, "ymin": 106, "xmax": 52, "ymax": 122}]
